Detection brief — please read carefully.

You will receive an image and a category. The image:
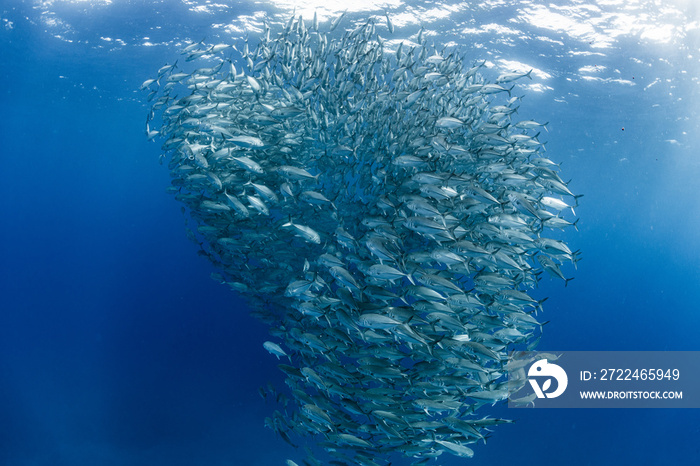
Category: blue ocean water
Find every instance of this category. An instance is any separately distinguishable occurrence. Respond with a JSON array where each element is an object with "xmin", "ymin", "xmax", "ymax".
[{"xmin": 1, "ymin": 1, "xmax": 699, "ymax": 465}]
